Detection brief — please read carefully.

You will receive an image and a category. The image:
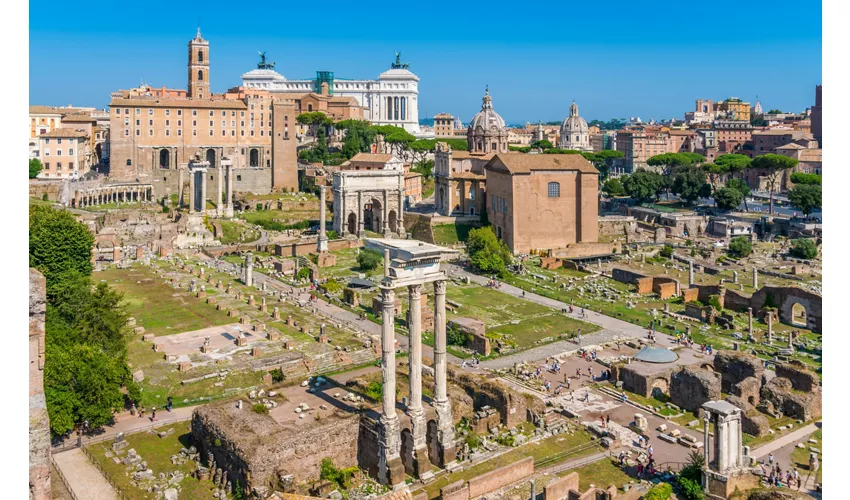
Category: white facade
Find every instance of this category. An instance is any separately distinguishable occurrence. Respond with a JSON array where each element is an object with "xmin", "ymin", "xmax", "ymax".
[
  {"xmin": 558, "ymin": 101, "xmax": 592, "ymax": 151},
  {"xmin": 241, "ymin": 56, "xmax": 421, "ymax": 135}
]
